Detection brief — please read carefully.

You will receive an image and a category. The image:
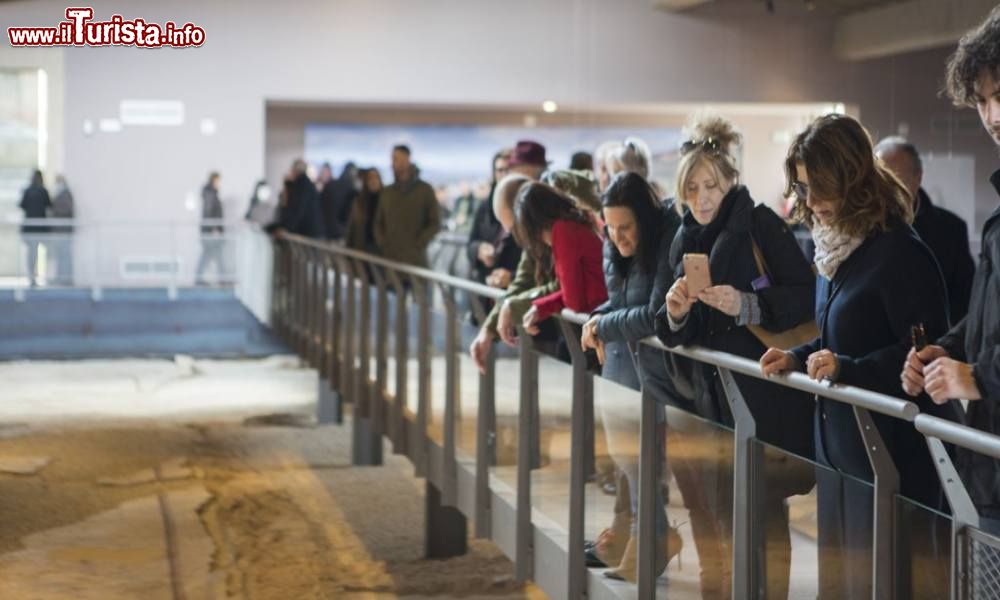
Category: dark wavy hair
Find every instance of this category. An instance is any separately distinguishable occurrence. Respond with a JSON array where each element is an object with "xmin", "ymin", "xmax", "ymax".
[
  {"xmin": 784, "ymin": 114, "xmax": 912, "ymax": 237},
  {"xmin": 944, "ymin": 6, "xmax": 1000, "ymax": 107},
  {"xmin": 513, "ymin": 182, "xmax": 595, "ymax": 282},
  {"xmin": 602, "ymin": 172, "xmax": 663, "ymax": 277}
]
